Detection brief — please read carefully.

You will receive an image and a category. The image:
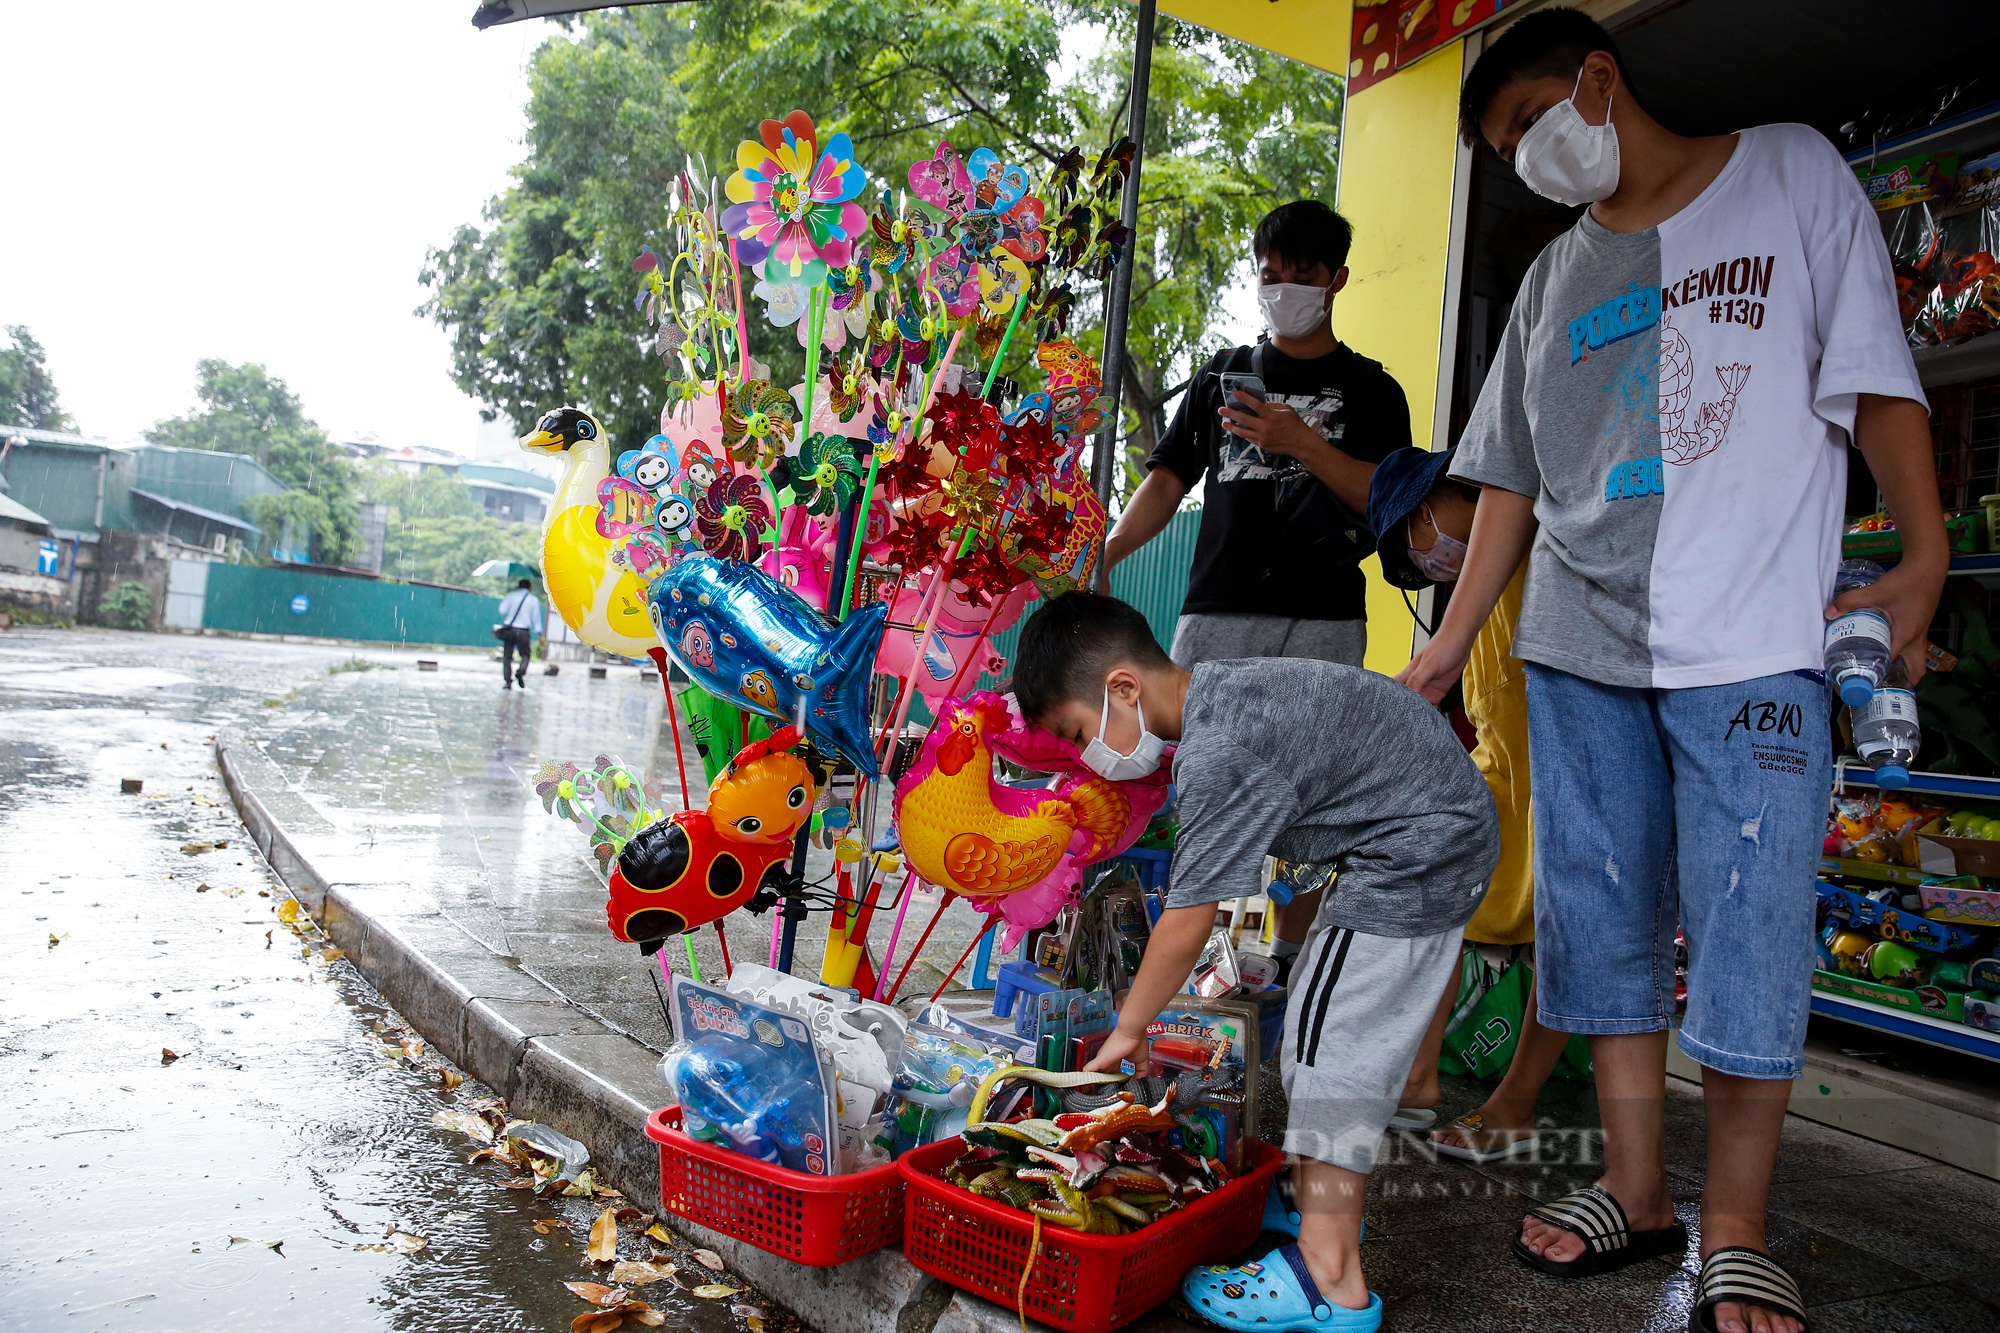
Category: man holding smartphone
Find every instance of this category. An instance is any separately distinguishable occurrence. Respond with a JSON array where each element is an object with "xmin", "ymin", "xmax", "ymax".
[{"xmin": 1104, "ymin": 200, "xmax": 1412, "ymax": 671}]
